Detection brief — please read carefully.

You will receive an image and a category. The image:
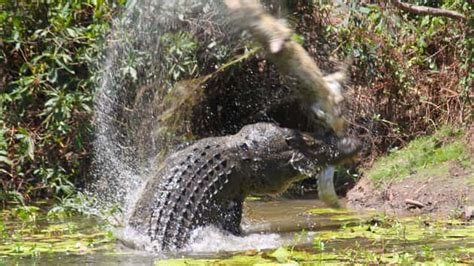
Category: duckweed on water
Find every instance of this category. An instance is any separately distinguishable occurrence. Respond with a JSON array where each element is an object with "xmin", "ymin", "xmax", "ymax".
[
  {"xmin": 157, "ymin": 211, "xmax": 473, "ymax": 265},
  {"xmin": 1, "ymin": 204, "xmax": 472, "ymax": 264},
  {"xmin": 305, "ymin": 208, "xmax": 357, "ymax": 215},
  {"xmin": 157, "ymin": 244, "xmax": 473, "ymax": 265},
  {"xmin": 0, "ymin": 206, "xmax": 115, "ymax": 256}
]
